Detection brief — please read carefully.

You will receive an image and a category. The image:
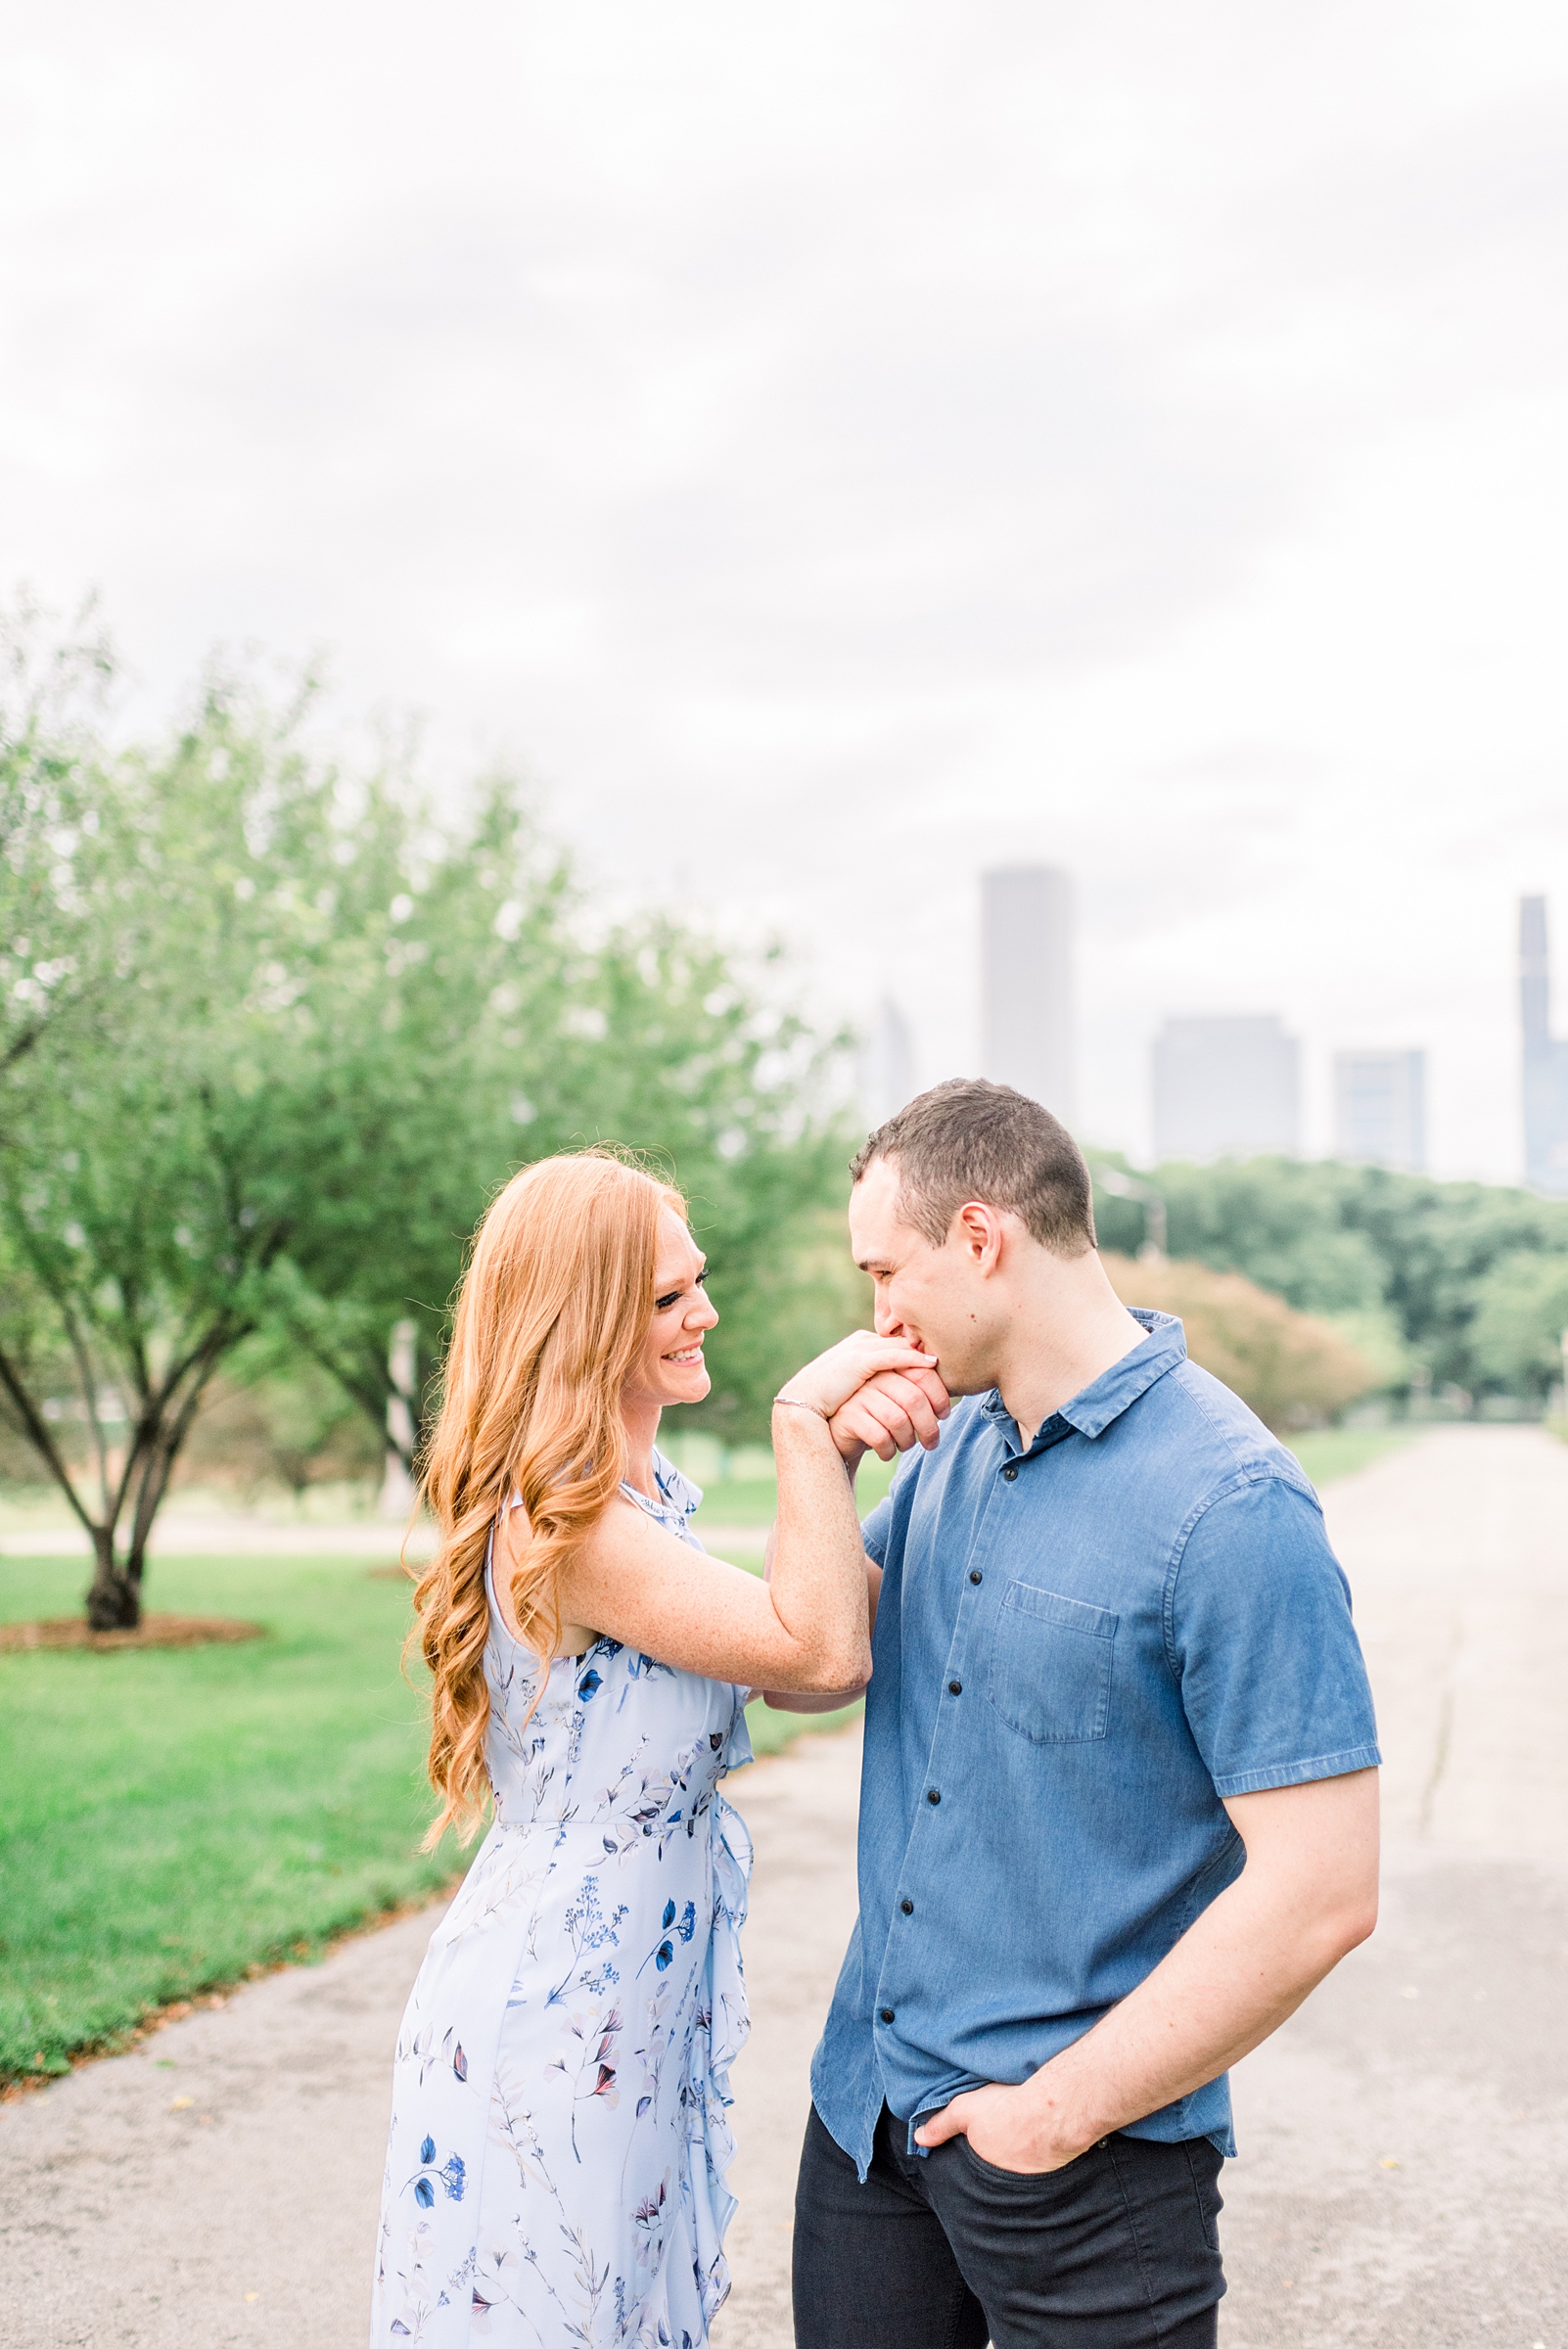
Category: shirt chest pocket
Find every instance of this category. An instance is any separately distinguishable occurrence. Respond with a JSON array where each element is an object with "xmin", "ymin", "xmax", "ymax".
[{"xmin": 982, "ymin": 1582, "xmax": 1118, "ymax": 1745}]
